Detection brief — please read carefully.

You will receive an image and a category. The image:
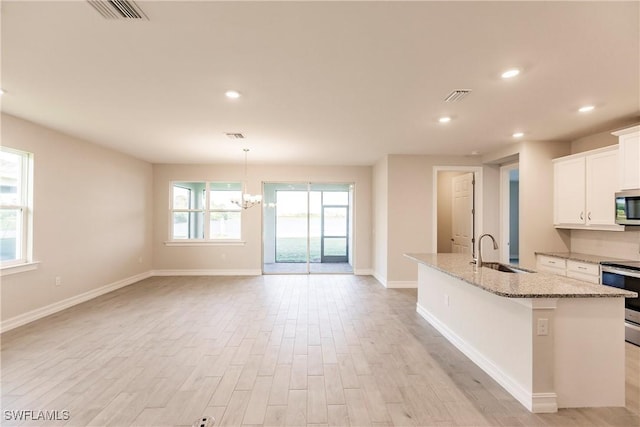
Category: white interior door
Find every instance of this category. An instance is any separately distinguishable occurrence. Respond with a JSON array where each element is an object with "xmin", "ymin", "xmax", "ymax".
[{"xmin": 451, "ymin": 173, "xmax": 474, "ymax": 254}]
